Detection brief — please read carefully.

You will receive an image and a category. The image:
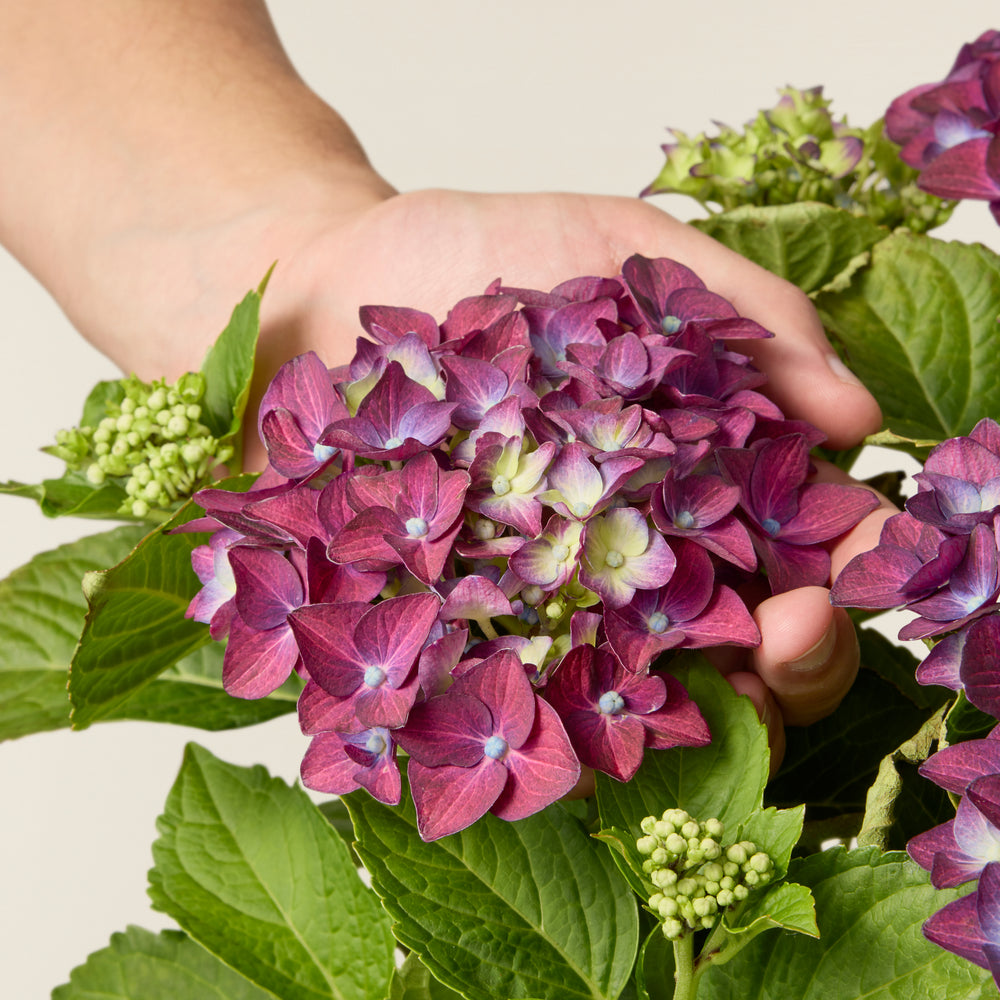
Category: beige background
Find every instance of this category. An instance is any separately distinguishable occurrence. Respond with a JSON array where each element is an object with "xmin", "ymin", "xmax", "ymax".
[{"xmin": 2, "ymin": 2, "xmax": 998, "ymax": 996}]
